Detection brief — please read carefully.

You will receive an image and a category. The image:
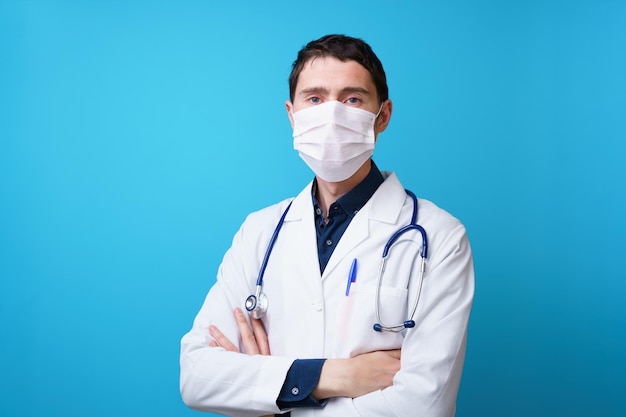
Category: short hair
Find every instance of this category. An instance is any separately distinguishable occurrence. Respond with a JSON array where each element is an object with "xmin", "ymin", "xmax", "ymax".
[{"xmin": 288, "ymin": 34, "xmax": 389, "ymax": 104}]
